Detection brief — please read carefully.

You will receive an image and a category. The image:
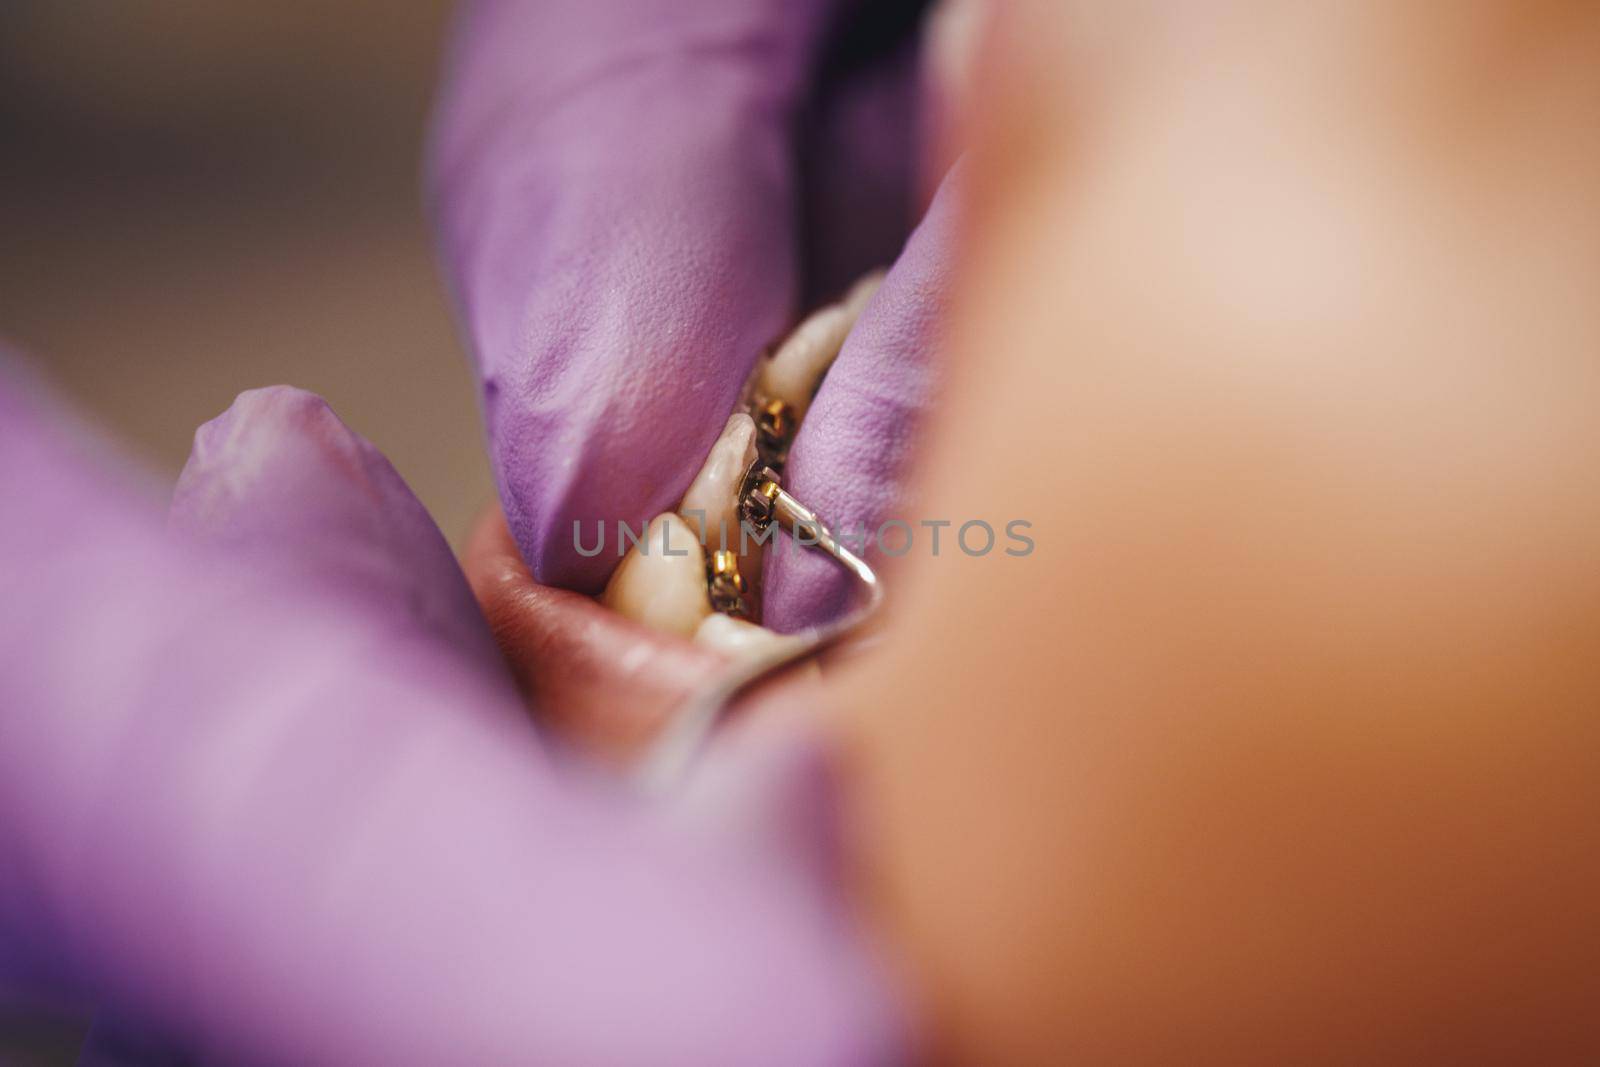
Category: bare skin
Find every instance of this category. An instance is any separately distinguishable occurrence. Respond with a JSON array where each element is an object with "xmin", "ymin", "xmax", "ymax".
[
  {"xmin": 840, "ymin": 2, "xmax": 1600, "ymax": 1062},
  {"xmin": 465, "ymin": 3, "xmax": 1600, "ymax": 1060}
]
